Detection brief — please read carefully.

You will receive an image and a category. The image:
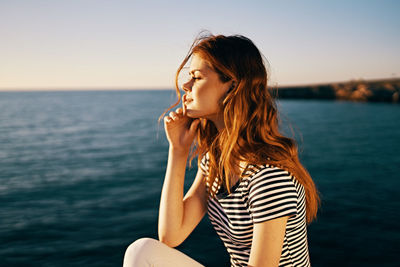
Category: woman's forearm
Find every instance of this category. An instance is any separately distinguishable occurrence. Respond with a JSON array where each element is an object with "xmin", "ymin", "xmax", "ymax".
[{"xmin": 158, "ymin": 146, "xmax": 189, "ymax": 245}]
